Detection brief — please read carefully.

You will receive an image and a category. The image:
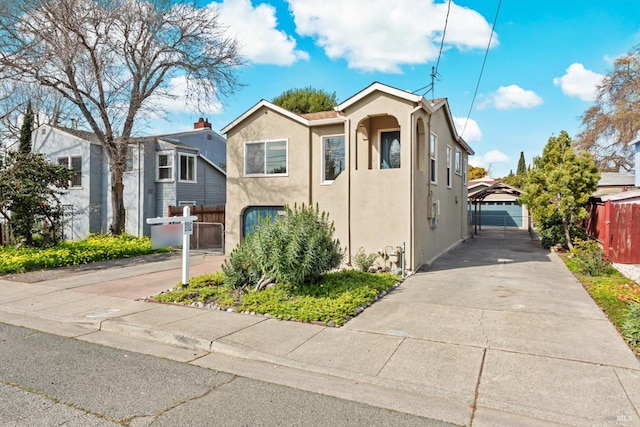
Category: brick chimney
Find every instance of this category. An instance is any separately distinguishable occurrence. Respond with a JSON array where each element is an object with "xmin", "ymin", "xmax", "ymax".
[{"xmin": 194, "ymin": 117, "xmax": 212, "ymax": 130}]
